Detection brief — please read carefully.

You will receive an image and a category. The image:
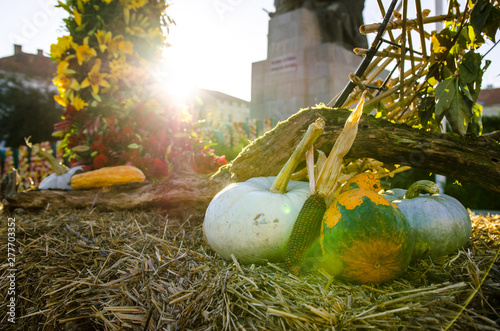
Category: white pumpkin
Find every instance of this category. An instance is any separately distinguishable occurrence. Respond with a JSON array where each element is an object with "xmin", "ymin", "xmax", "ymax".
[
  {"xmin": 39, "ymin": 166, "xmax": 85, "ymax": 190},
  {"xmin": 203, "ymin": 176, "xmax": 311, "ymax": 264}
]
